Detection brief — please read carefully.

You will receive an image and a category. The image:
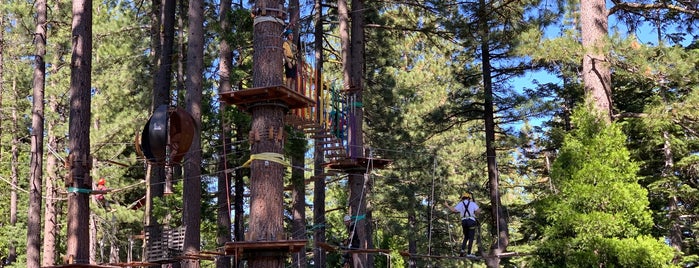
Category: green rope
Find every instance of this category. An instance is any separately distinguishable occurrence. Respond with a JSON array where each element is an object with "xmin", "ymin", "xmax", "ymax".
[
  {"xmin": 351, "ymin": 214, "xmax": 366, "ymax": 221},
  {"xmin": 67, "ymin": 187, "xmax": 92, "ymax": 194},
  {"xmin": 309, "ymin": 223, "xmax": 326, "ymax": 230}
]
